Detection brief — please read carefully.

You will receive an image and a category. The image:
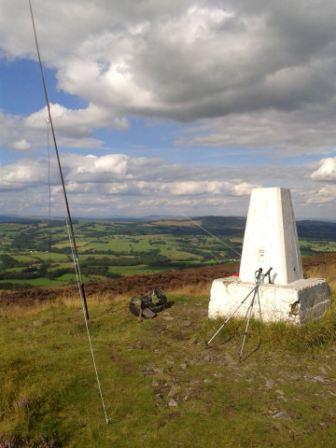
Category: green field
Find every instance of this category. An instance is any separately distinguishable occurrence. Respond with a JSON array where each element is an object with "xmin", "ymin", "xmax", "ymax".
[
  {"xmin": 1, "ymin": 290, "xmax": 336, "ymax": 447},
  {"xmin": 0, "ymin": 217, "xmax": 335, "ymax": 288}
]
